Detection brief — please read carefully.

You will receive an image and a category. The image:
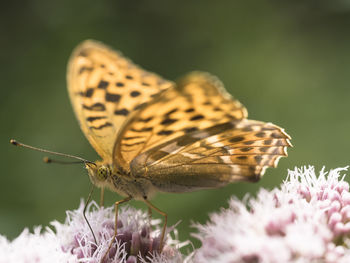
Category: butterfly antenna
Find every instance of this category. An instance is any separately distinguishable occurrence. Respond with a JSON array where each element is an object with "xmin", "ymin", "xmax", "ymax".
[
  {"xmin": 43, "ymin": 156, "xmax": 88, "ymax": 165},
  {"xmin": 10, "ymin": 139, "xmax": 96, "ymax": 166}
]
